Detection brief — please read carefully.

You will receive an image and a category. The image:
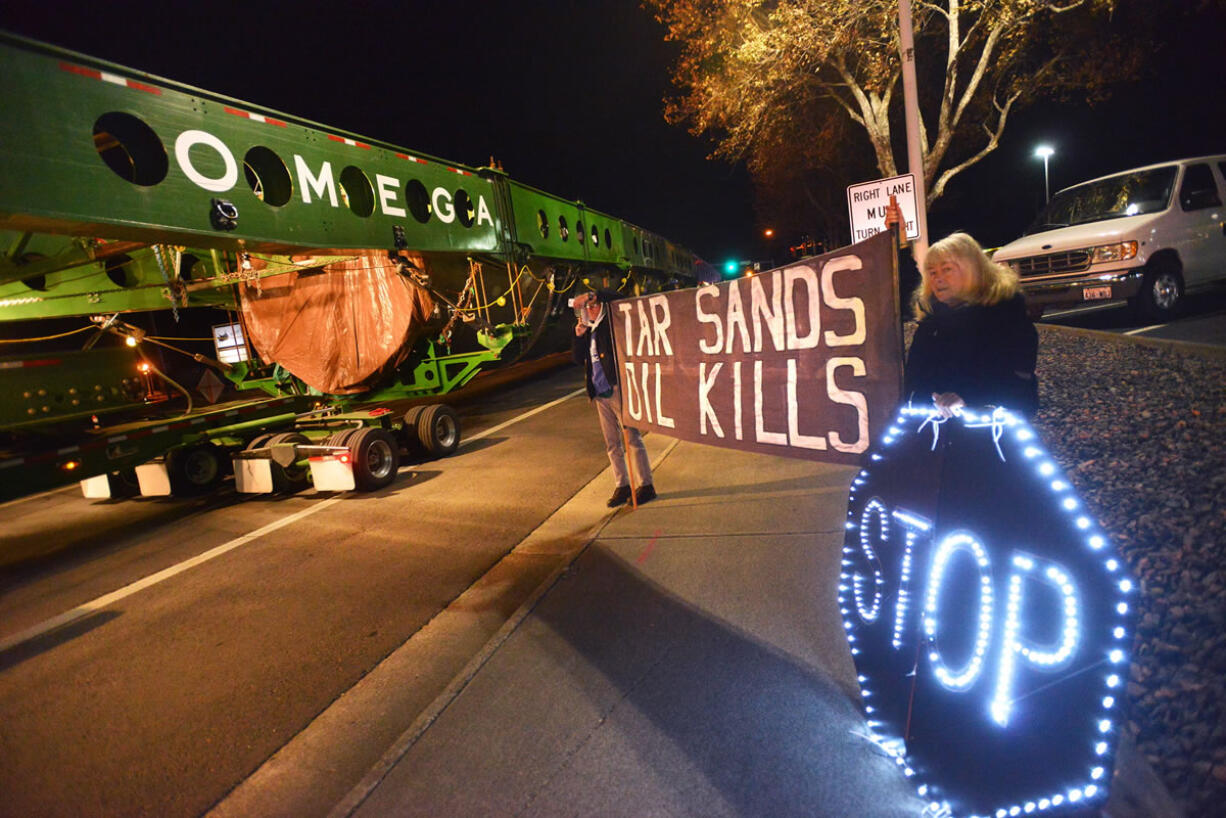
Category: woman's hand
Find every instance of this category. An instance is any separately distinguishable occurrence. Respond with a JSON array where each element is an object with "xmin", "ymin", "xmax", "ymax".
[{"xmin": 932, "ymin": 392, "xmax": 966, "ymax": 419}]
